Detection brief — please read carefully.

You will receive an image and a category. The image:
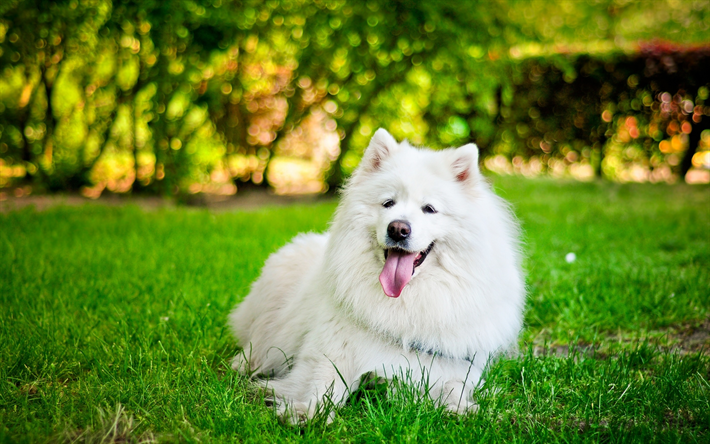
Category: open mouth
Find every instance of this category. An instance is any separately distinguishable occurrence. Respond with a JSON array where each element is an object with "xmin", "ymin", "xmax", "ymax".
[
  {"xmin": 384, "ymin": 242, "xmax": 434, "ymax": 271},
  {"xmin": 379, "ymin": 242, "xmax": 434, "ymax": 298}
]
